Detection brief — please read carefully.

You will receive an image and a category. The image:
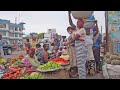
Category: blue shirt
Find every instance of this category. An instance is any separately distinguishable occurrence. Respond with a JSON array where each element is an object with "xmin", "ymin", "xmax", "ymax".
[
  {"xmin": 56, "ymin": 40, "xmax": 60, "ymax": 49},
  {"xmin": 93, "ymin": 33, "xmax": 102, "ymax": 48},
  {"xmin": 49, "ymin": 46, "xmax": 54, "ymax": 52}
]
